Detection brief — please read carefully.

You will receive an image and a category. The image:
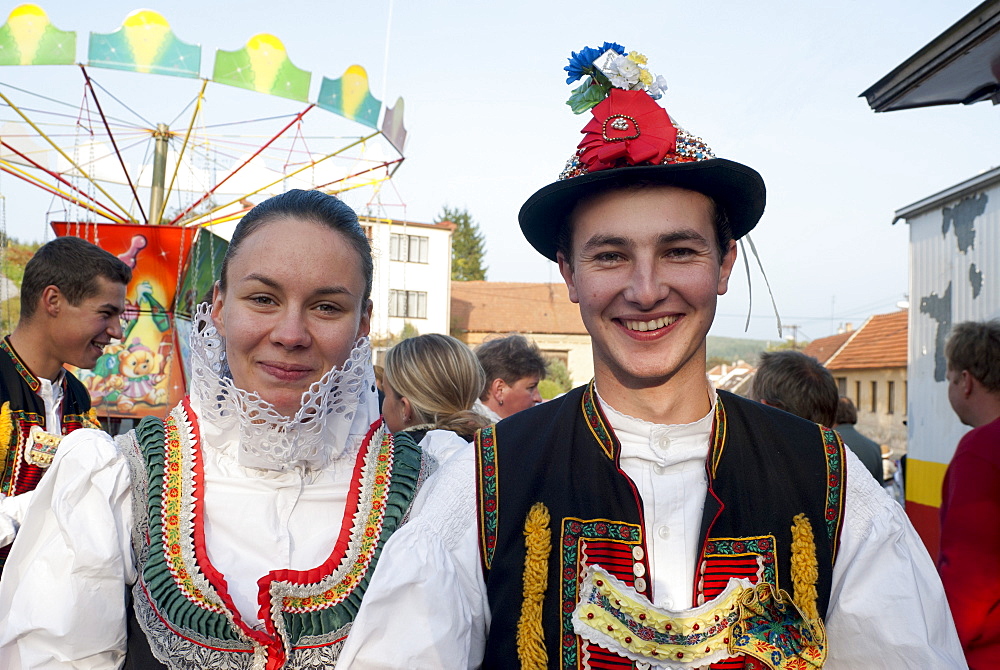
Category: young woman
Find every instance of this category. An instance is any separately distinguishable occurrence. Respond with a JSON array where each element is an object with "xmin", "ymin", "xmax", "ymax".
[
  {"xmin": 0, "ymin": 190, "xmax": 426, "ymax": 669},
  {"xmin": 381, "ymin": 333, "xmax": 488, "ymax": 466}
]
